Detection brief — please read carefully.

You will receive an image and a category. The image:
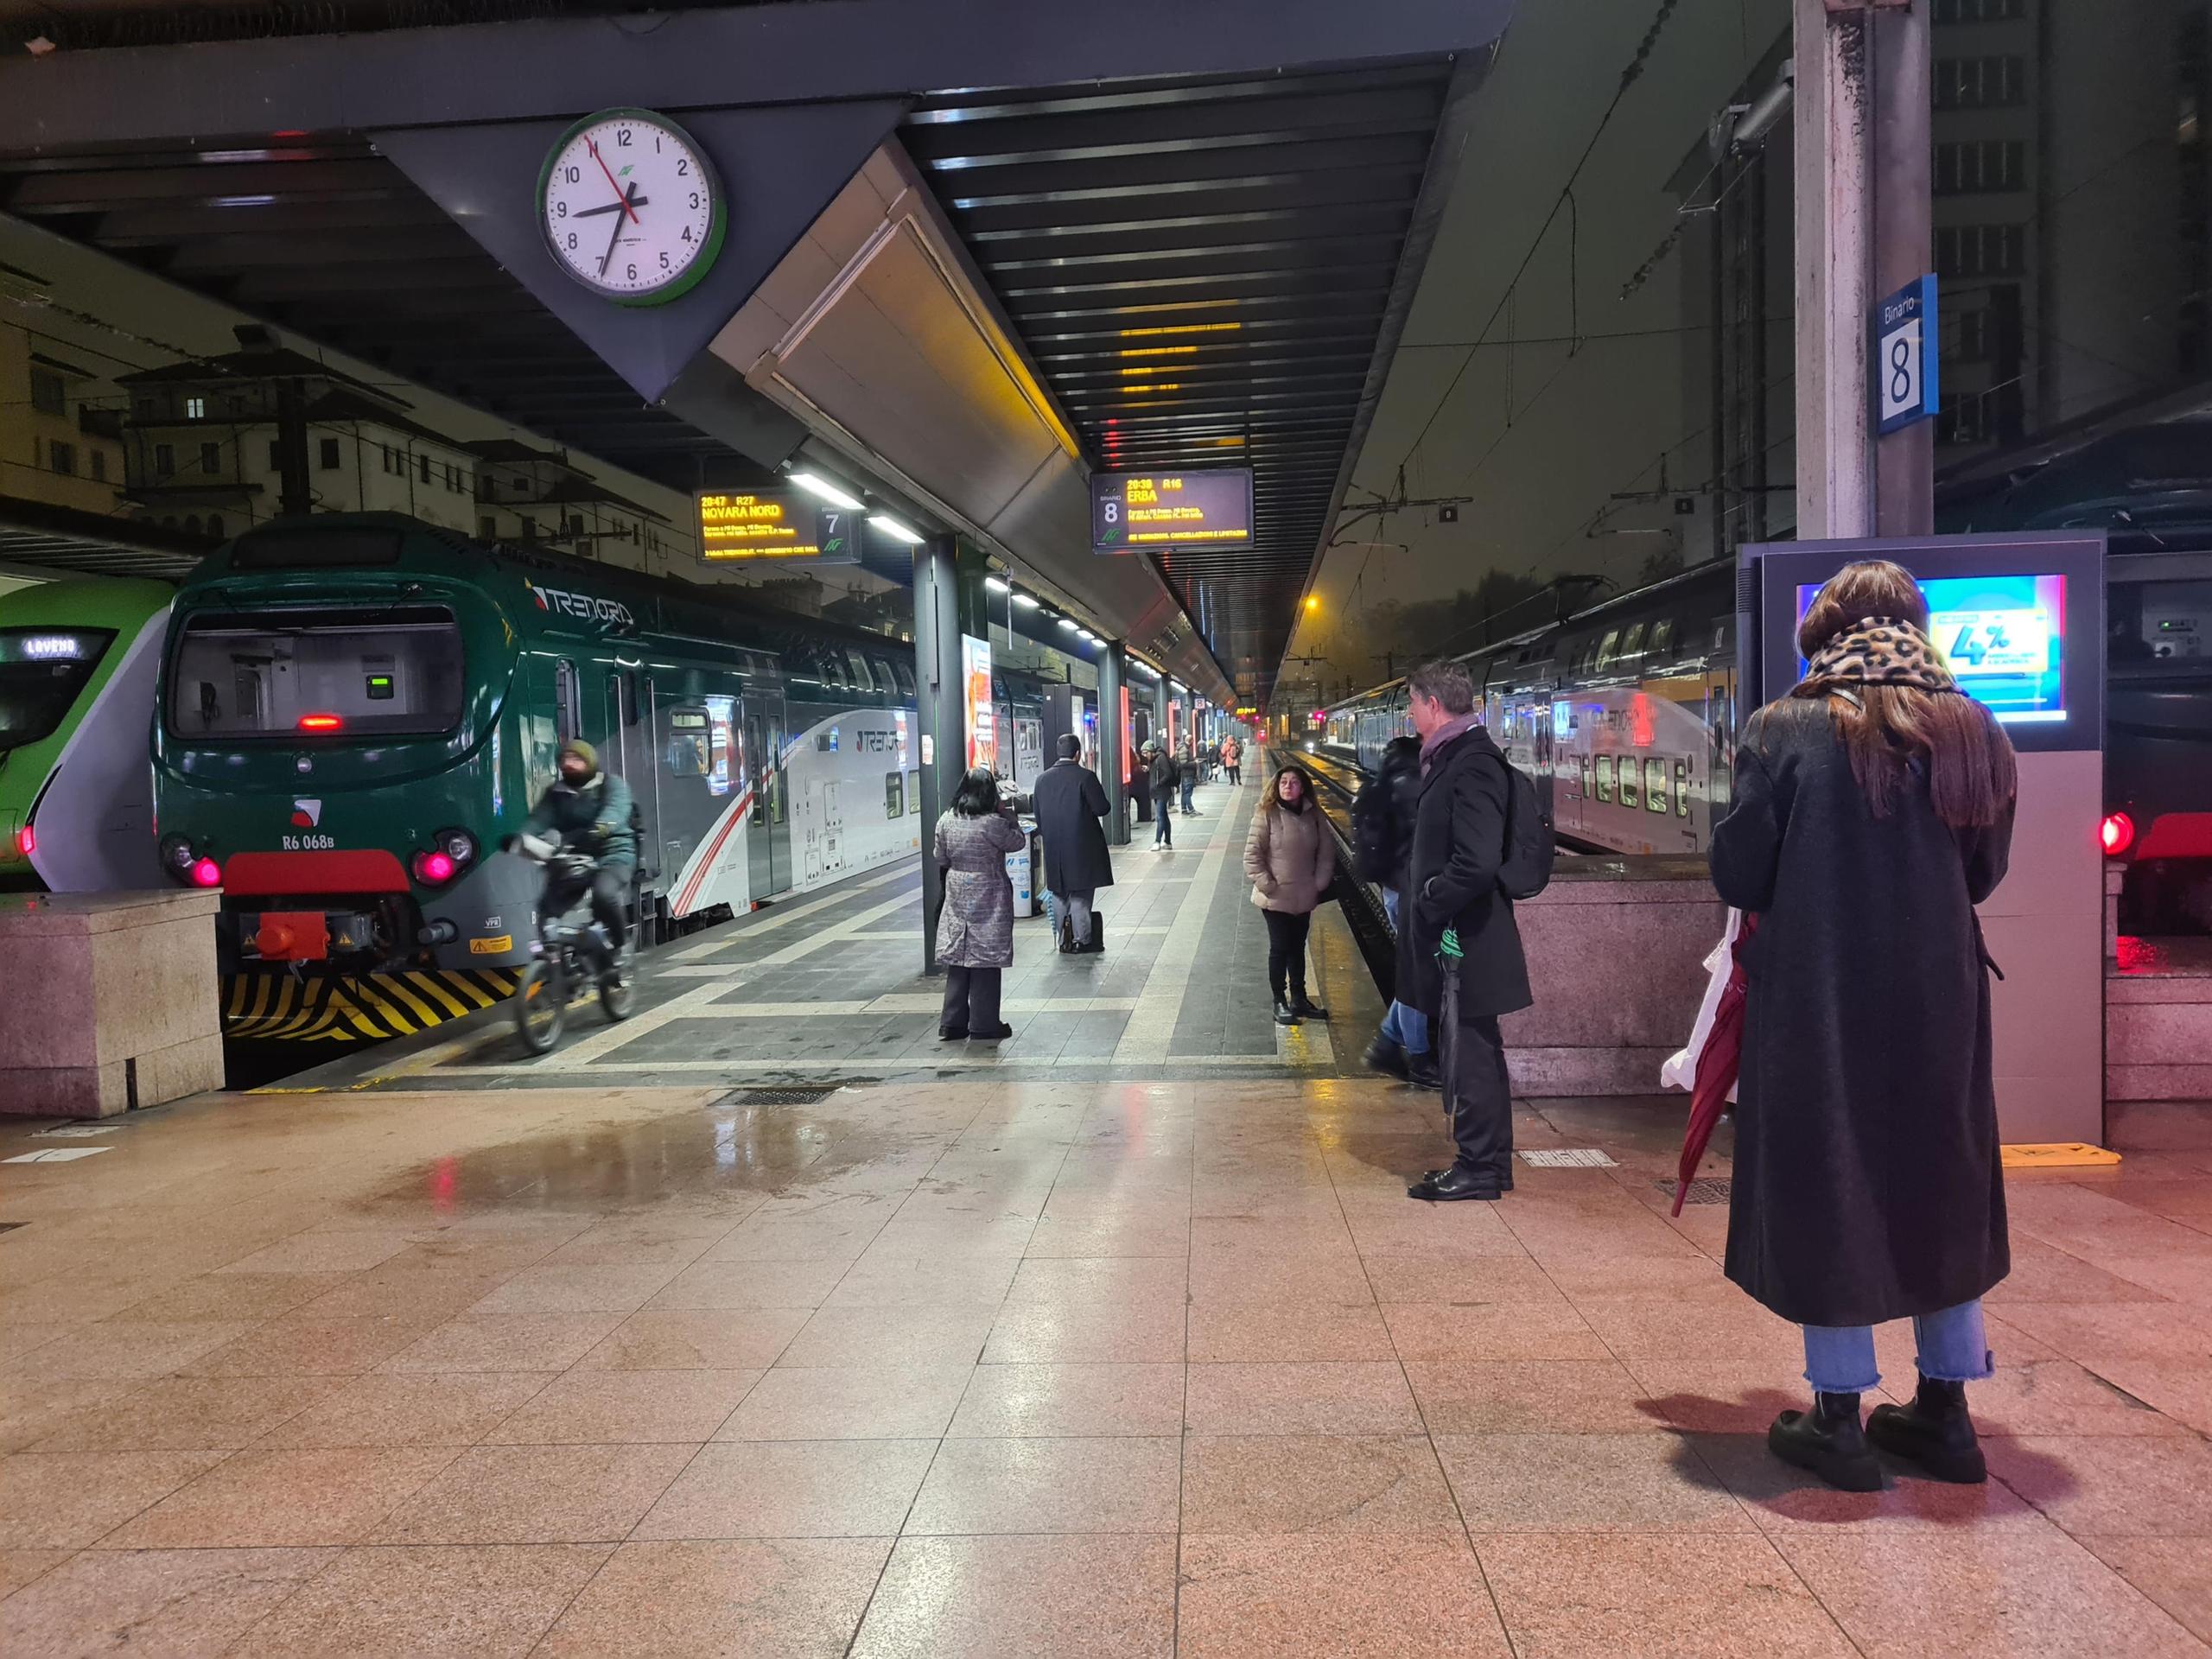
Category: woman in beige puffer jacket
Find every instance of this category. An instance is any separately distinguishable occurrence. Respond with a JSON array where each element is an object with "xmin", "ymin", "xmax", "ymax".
[{"xmin": 1244, "ymin": 763, "xmax": 1337, "ymax": 1025}]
